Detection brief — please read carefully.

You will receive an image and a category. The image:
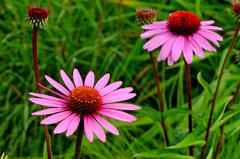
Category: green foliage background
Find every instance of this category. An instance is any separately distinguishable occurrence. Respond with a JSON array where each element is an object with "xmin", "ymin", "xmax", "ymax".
[{"xmin": 0, "ymin": 0, "xmax": 239, "ymax": 158}]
